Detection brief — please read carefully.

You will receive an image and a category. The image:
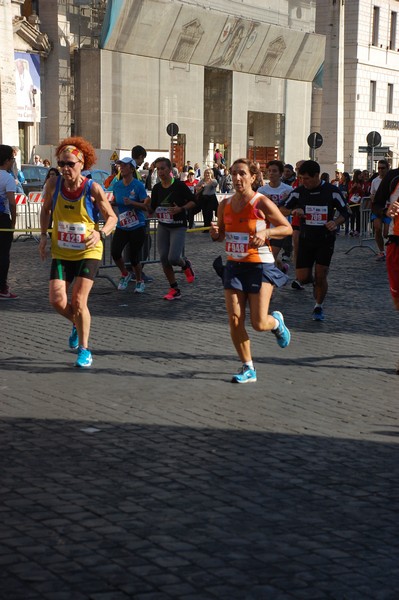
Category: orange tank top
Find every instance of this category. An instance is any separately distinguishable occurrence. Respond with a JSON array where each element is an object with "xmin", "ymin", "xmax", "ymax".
[{"xmin": 224, "ymin": 193, "xmax": 273, "ymax": 263}]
